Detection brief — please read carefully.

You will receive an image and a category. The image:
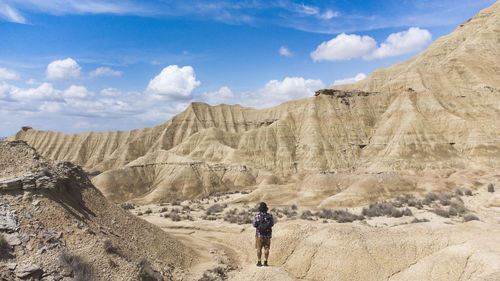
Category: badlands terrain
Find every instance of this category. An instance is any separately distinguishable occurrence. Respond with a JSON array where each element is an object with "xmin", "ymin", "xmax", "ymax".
[{"xmin": 2, "ymin": 1, "xmax": 500, "ymax": 281}]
